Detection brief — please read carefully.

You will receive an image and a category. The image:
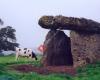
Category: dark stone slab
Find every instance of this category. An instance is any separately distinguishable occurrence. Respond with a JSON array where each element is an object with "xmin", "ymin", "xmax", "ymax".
[
  {"xmin": 39, "ymin": 15, "xmax": 100, "ymax": 33},
  {"xmin": 41, "ymin": 30, "xmax": 73, "ymax": 66}
]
